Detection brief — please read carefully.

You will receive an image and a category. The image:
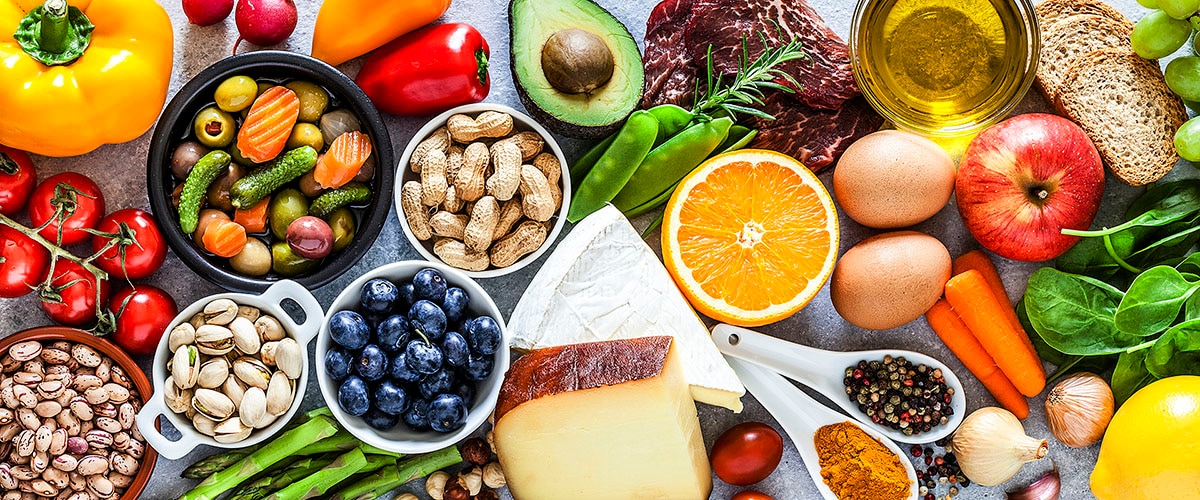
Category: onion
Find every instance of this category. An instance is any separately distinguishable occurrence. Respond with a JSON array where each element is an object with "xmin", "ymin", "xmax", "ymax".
[
  {"xmin": 1044, "ymin": 372, "xmax": 1113, "ymax": 448},
  {"xmin": 952, "ymin": 407, "xmax": 1048, "ymax": 486},
  {"xmin": 233, "ymin": 0, "xmax": 298, "ymax": 51}
]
